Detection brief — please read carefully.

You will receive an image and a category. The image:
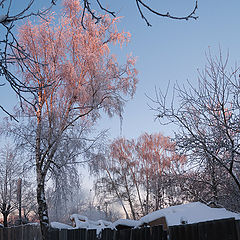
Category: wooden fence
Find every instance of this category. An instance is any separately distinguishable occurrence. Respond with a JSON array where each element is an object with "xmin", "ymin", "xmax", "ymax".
[
  {"xmin": 169, "ymin": 218, "xmax": 240, "ymax": 240},
  {"xmin": 1, "ymin": 217, "xmax": 240, "ymax": 240},
  {"xmin": 0, "ymin": 225, "xmax": 167, "ymax": 240}
]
